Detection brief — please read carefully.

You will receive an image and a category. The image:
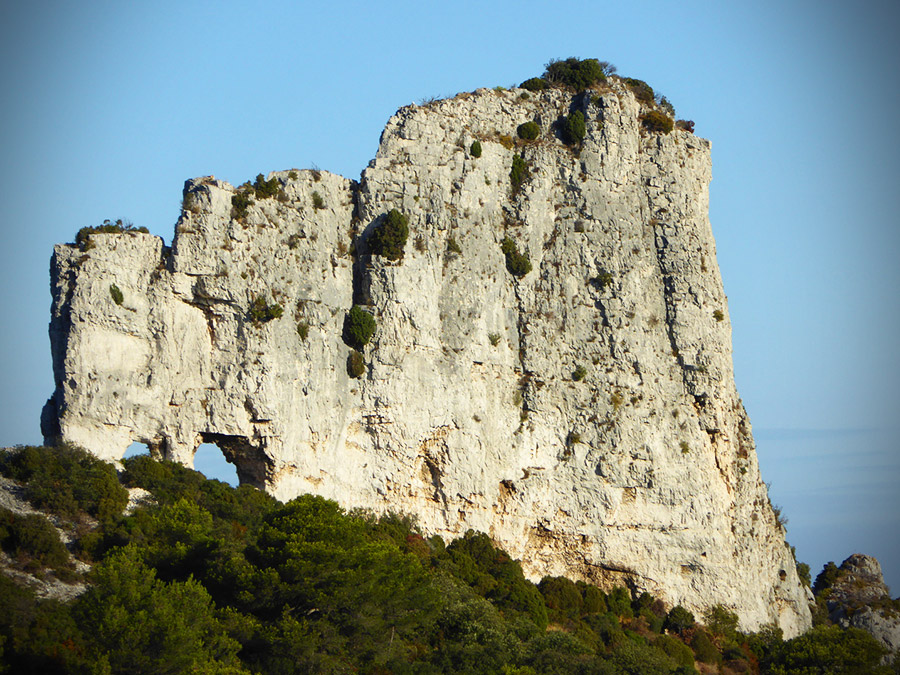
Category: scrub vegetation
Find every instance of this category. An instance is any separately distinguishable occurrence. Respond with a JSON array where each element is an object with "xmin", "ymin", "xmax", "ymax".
[{"xmin": 0, "ymin": 445, "xmax": 893, "ymax": 673}]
